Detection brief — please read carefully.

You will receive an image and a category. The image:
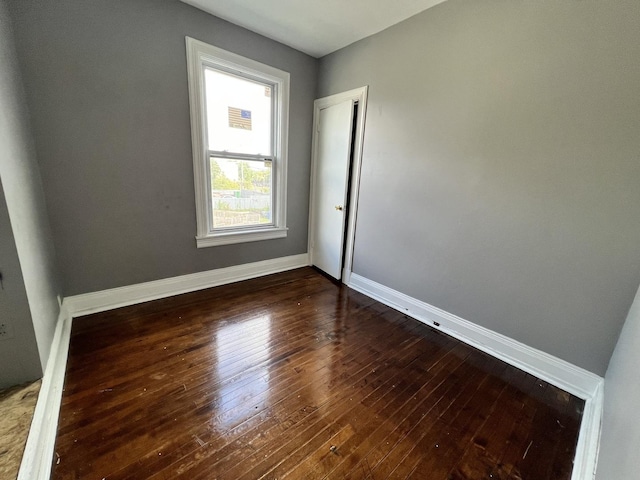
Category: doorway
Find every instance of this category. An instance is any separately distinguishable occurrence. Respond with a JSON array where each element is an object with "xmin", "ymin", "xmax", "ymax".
[{"xmin": 308, "ymin": 86, "xmax": 368, "ymax": 282}]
